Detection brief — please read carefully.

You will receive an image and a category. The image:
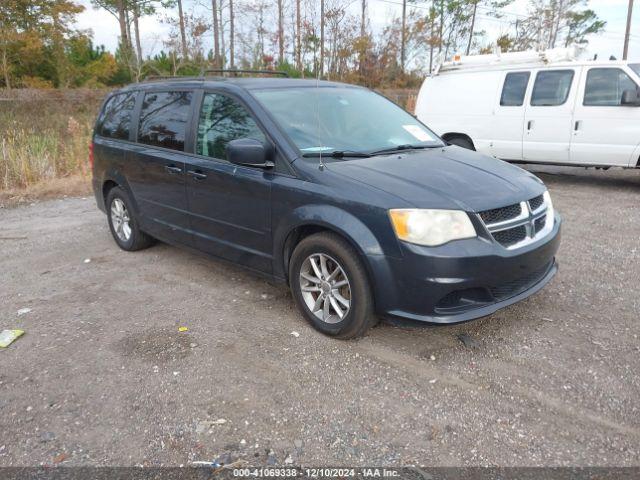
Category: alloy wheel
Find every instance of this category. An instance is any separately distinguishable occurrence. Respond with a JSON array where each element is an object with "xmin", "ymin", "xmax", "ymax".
[
  {"xmin": 110, "ymin": 198, "xmax": 132, "ymax": 242},
  {"xmin": 299, "ymin": 253, "xmax": 351, "ymax": 324}
]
